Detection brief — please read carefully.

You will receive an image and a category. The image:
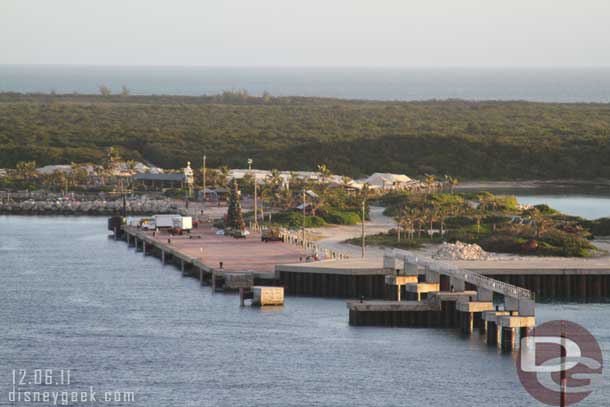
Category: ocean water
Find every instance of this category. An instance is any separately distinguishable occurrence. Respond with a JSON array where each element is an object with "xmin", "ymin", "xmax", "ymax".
[
  {"xmin": 516, "ymin": 195, "xmax": 610, "ymax": 220},
  {"xmin": 2, "ymin": 65, "xmax": 610, "ymax": 102},
  {"xmin": 0, "ymin": 216, "xmax": 609, "ymax": 406}
]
